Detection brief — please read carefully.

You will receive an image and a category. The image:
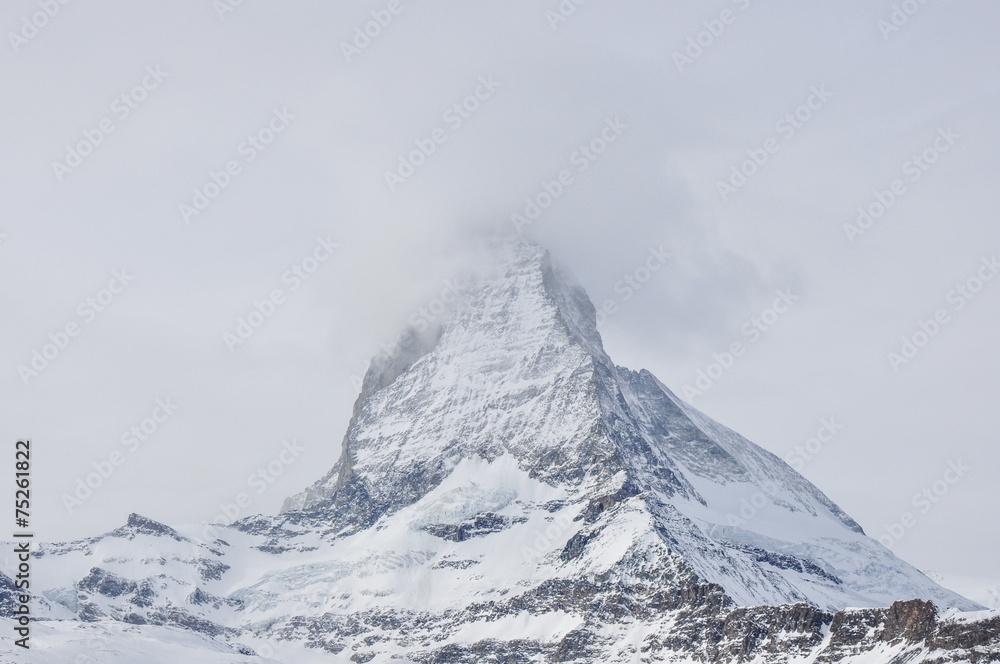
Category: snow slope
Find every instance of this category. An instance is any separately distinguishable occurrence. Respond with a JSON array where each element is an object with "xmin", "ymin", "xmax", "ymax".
[
  {"xmin": 5, "ymin": 238, "xmax": 992, "ymax": 663},
  {"xmin": 279, "ymin": 238, "xmax": 977, "ymax": 612}
]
